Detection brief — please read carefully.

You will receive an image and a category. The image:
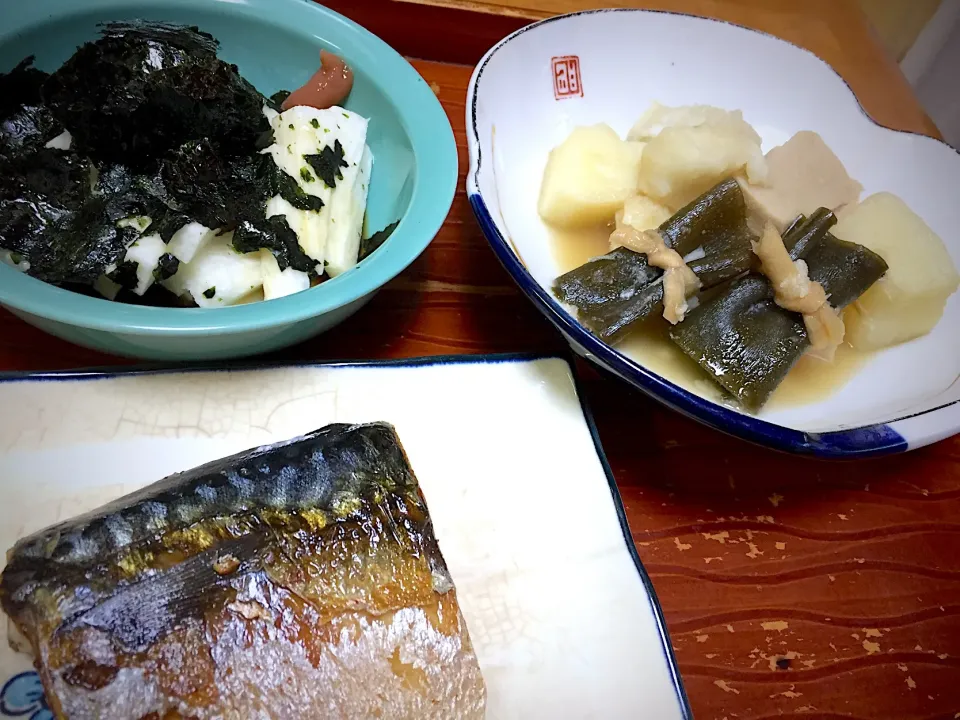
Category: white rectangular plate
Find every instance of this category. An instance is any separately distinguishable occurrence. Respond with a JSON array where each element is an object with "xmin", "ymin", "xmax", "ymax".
[{"xmin": 0, "ymin": 355, "xmax": 689, "ymax": 720}]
